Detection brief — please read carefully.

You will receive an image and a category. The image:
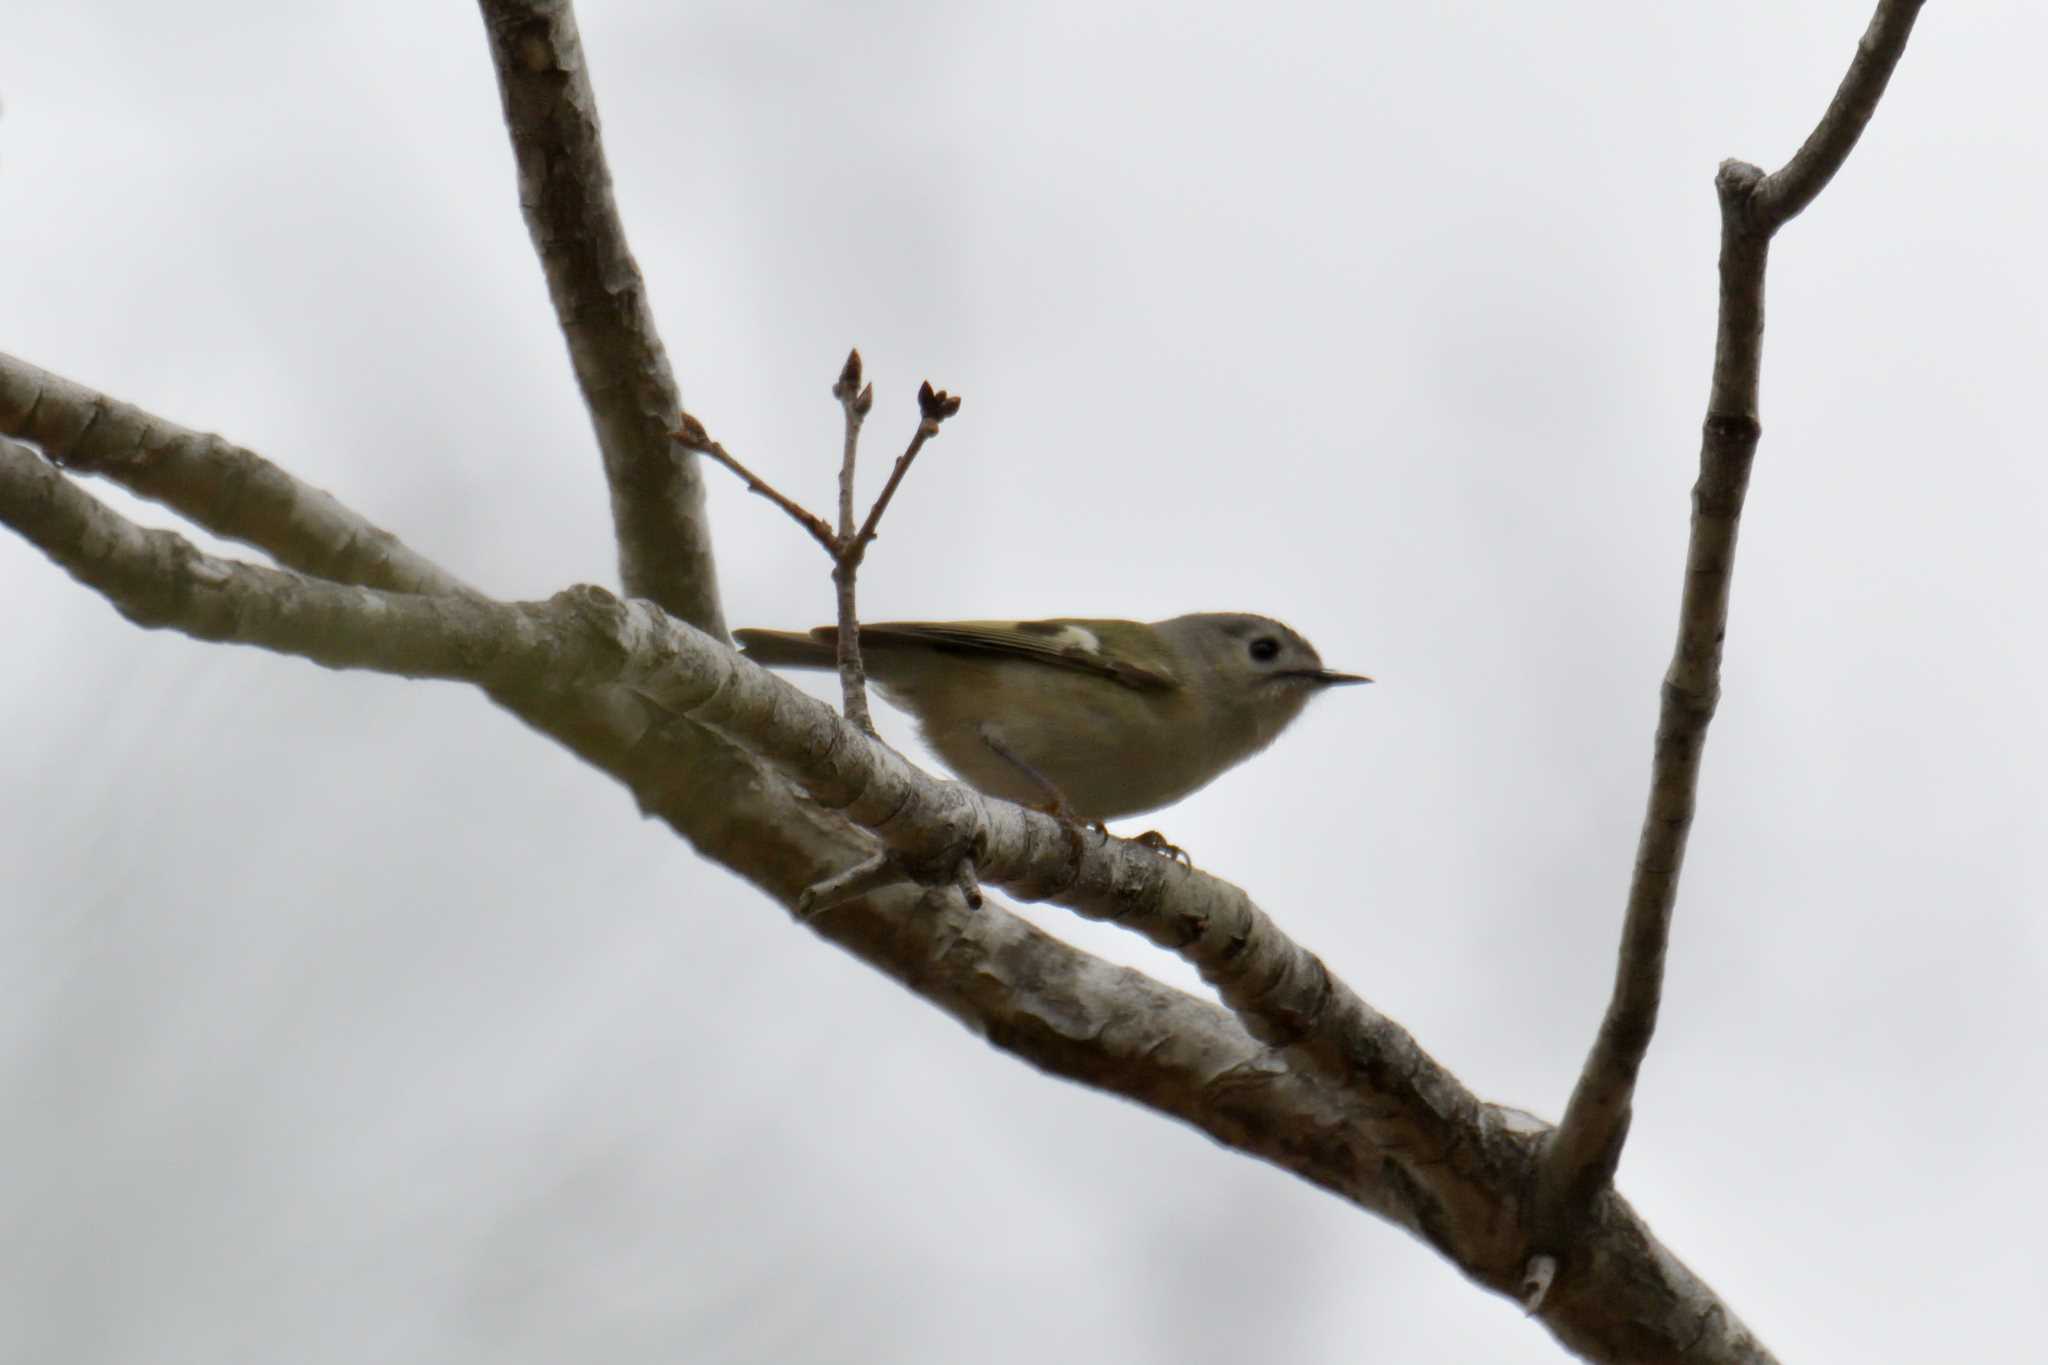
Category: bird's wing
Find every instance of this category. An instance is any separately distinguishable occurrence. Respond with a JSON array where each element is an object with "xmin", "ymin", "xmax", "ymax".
[{"xmin": 814, "ymin": 619, "xmax": 1181, "ymax": 692}]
